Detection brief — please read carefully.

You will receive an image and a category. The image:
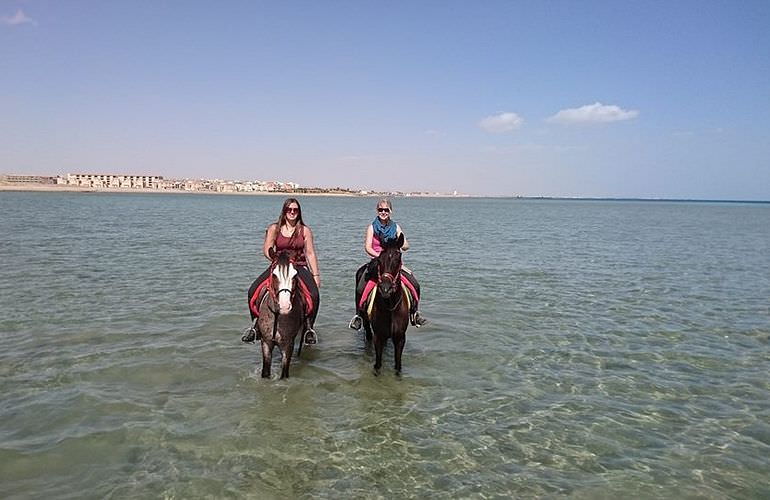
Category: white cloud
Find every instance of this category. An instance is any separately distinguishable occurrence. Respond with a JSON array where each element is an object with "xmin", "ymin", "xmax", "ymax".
[
  {"xmin": 1, "ymin": 9, "xmax": 36, "ymax": 26},
  {"xmin": 478, "ymin": 112, "xmax": 524, "ymax": 133},
  {"xmin": 547, "ymin": 102, "xmax": 638, "ymax": 124}
]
